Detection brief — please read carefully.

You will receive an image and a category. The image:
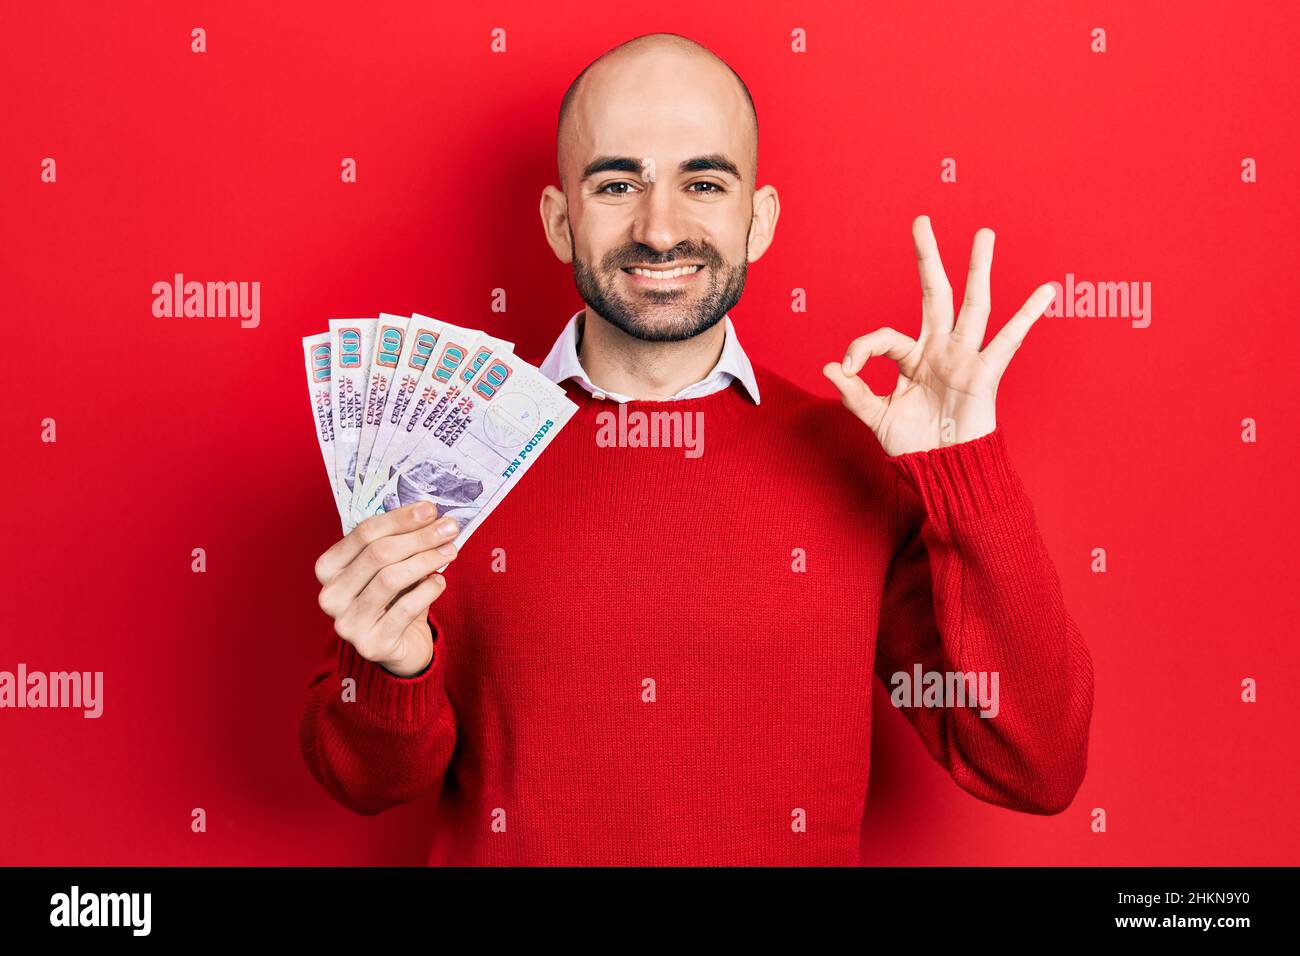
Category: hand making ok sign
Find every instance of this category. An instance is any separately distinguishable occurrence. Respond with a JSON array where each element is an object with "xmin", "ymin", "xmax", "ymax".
[{"xmin": 823, "ymin": 215, "xmax": 1057, "ymax": 456}]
